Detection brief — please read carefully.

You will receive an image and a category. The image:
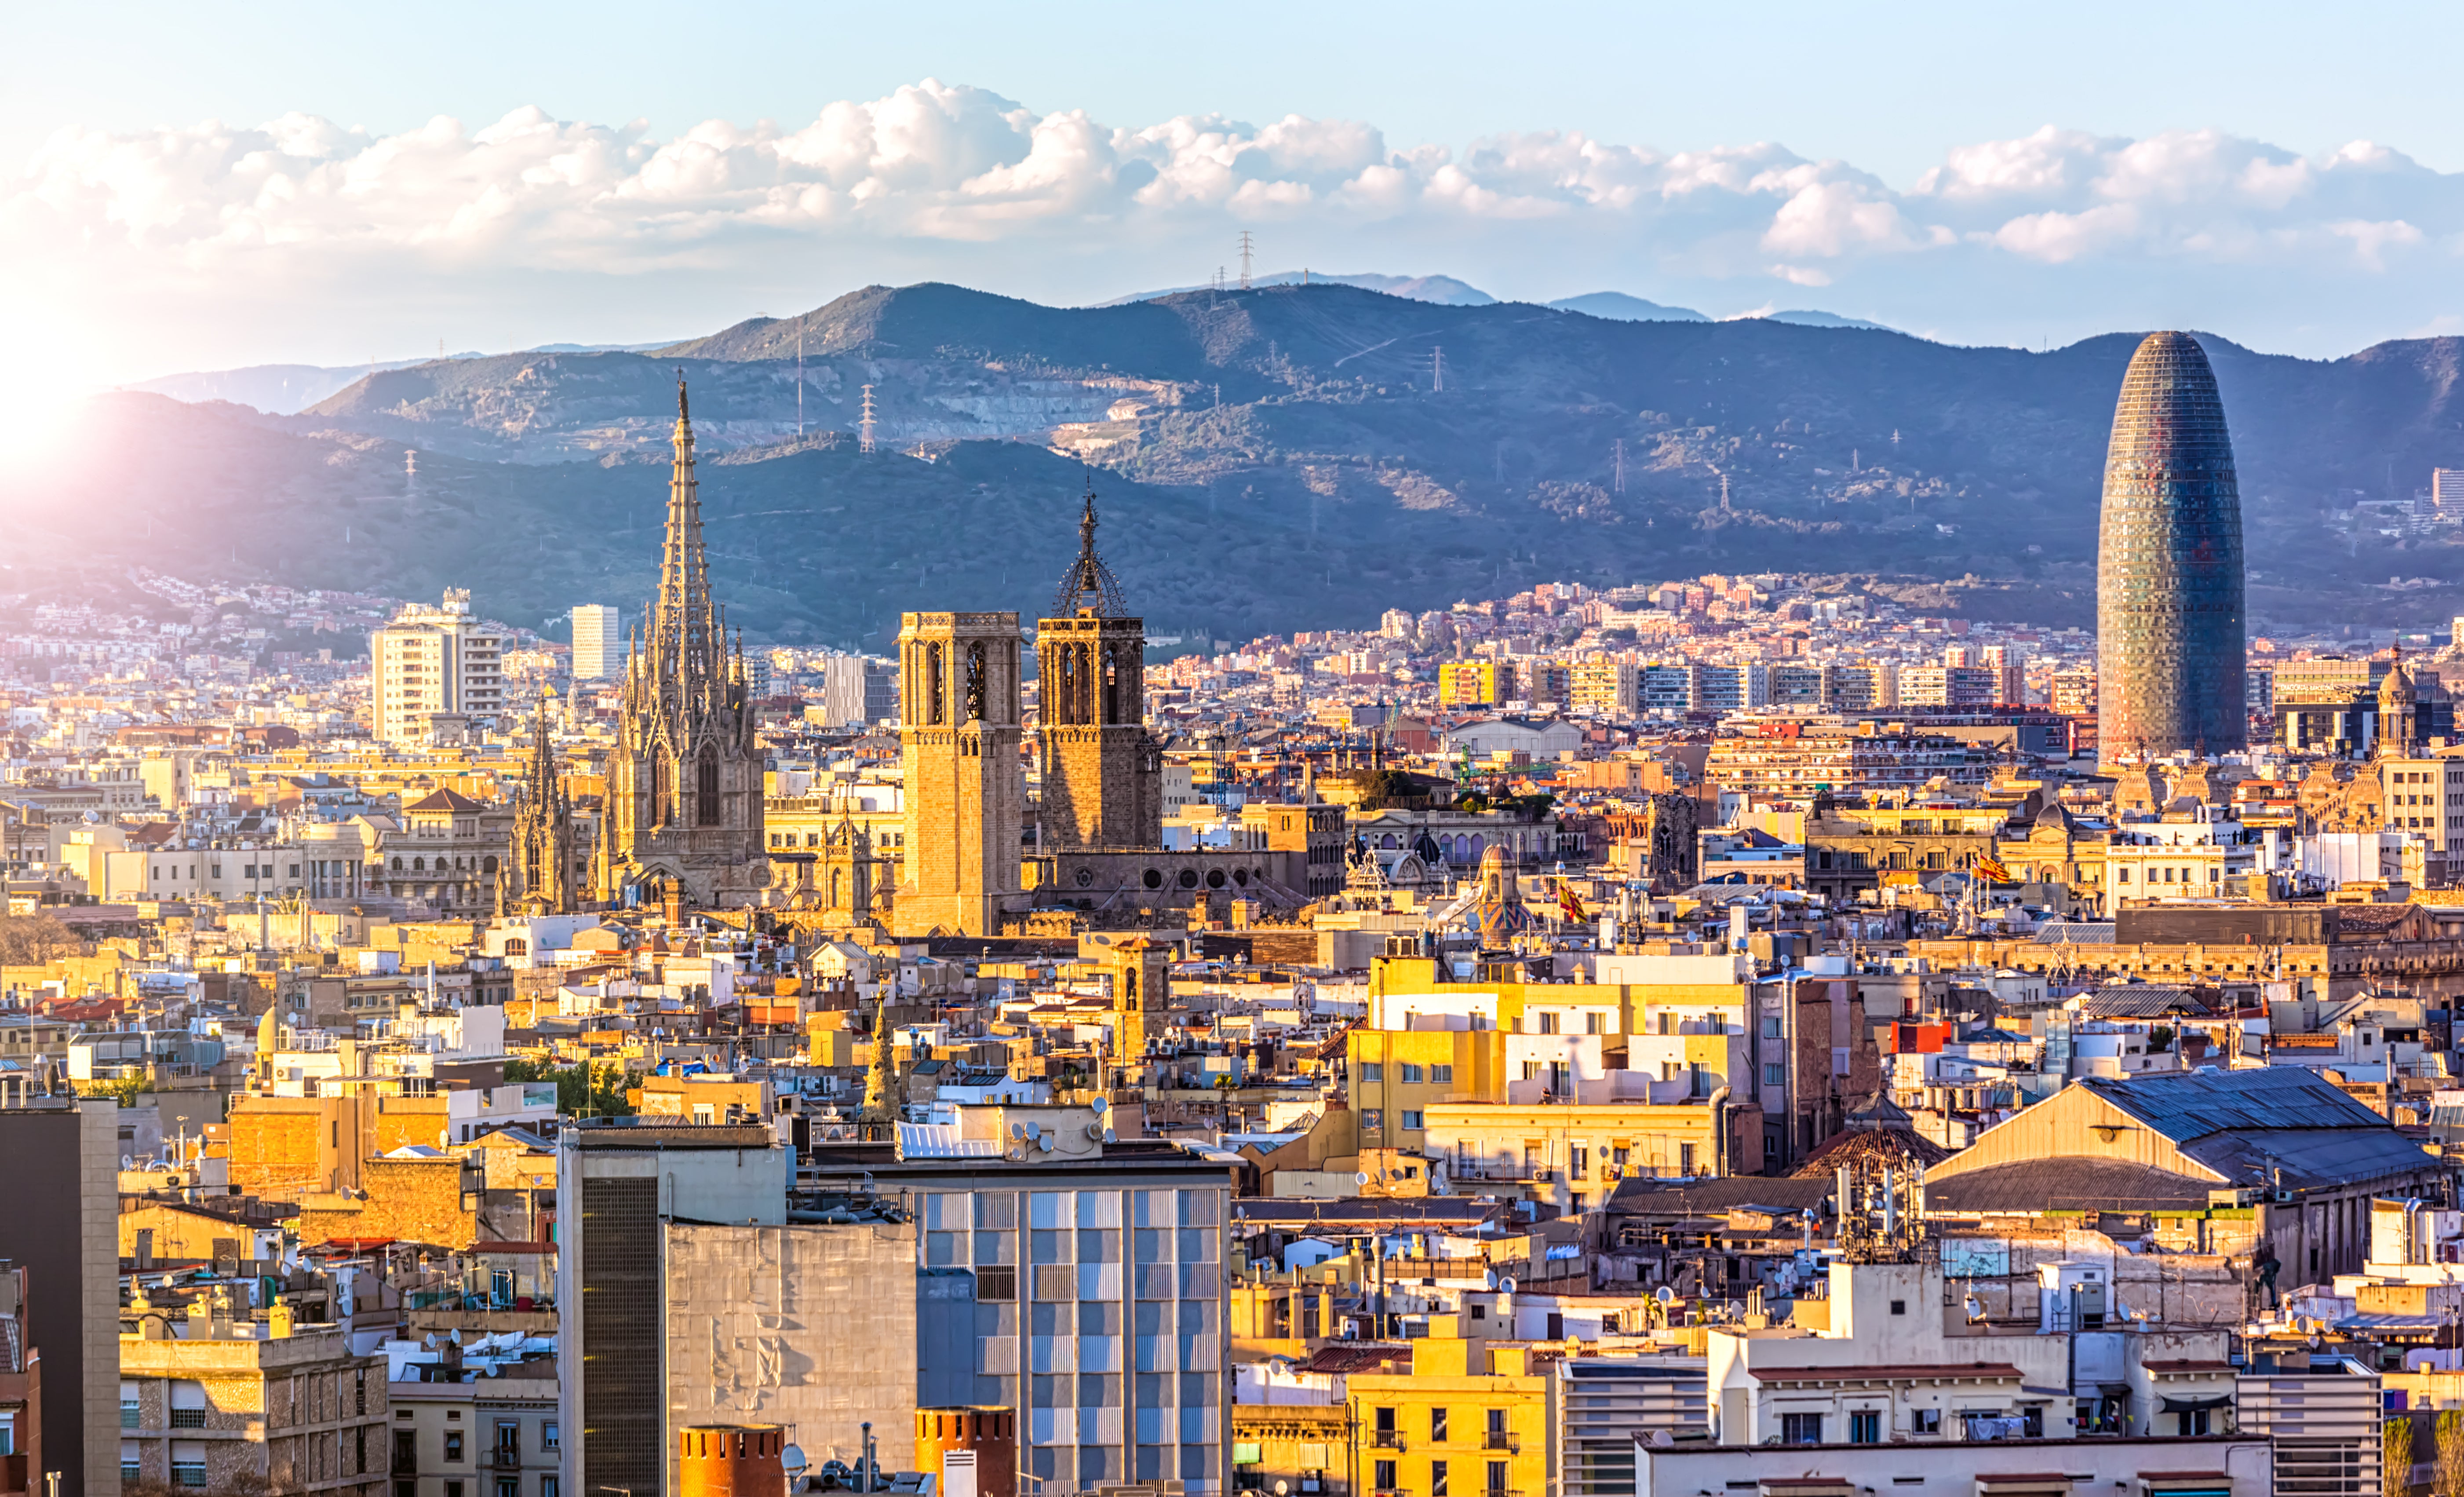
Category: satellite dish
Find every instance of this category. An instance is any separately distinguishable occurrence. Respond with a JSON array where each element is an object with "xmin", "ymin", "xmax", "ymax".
[
  {"xmin": 1036, "ymin": 1133, "xmax": 1053, "ymax": 1153},
  {"xmin": 1354, "ymin": 1172, "xmax": 1371, "ymax": 1186},
  {"xmin": 1276, "ymin": 1484, "xmax": 1290, "ymax": 1497},
  {"xmin": 1009, "ymin": 1122, "xmax": 1027, "ymax": 1140},
  {"xmin": 1655, "ymin": 1285, "xmax": 1675, "ymax": 1306},
  {"xmin": 122, "ymin": 1154, "xmax": 134, "ymax": 1169},
  {"xmin": 1500, "ymin": 1276, "xmax": 1517, "ymax": 1295},
  {"xmin": 1102, "ymin": 1128, "xmax": 1117, "ymax": 1143},
  {"xmin": 1483, "ymin": 1269, "xmax": 1498, "ymax": 1290},
  {"xmin": 784, "ymin": 1446, "xmax": 810, "ymax": 1486},
  {"xmin": 1006, "ymin": 1146, "xmax": 1028, "ymax": 1162},
  {"xmin": 1092, "ymin": 1097, "xmax": 1109, "ymax": 1115}
]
